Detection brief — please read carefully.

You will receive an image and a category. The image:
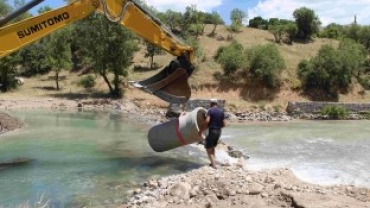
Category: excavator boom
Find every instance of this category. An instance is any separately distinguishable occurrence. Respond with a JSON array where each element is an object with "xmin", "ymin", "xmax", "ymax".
[{"xmin": 0, "ymin": 0, "xmax": 194, "ymax": 103}]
